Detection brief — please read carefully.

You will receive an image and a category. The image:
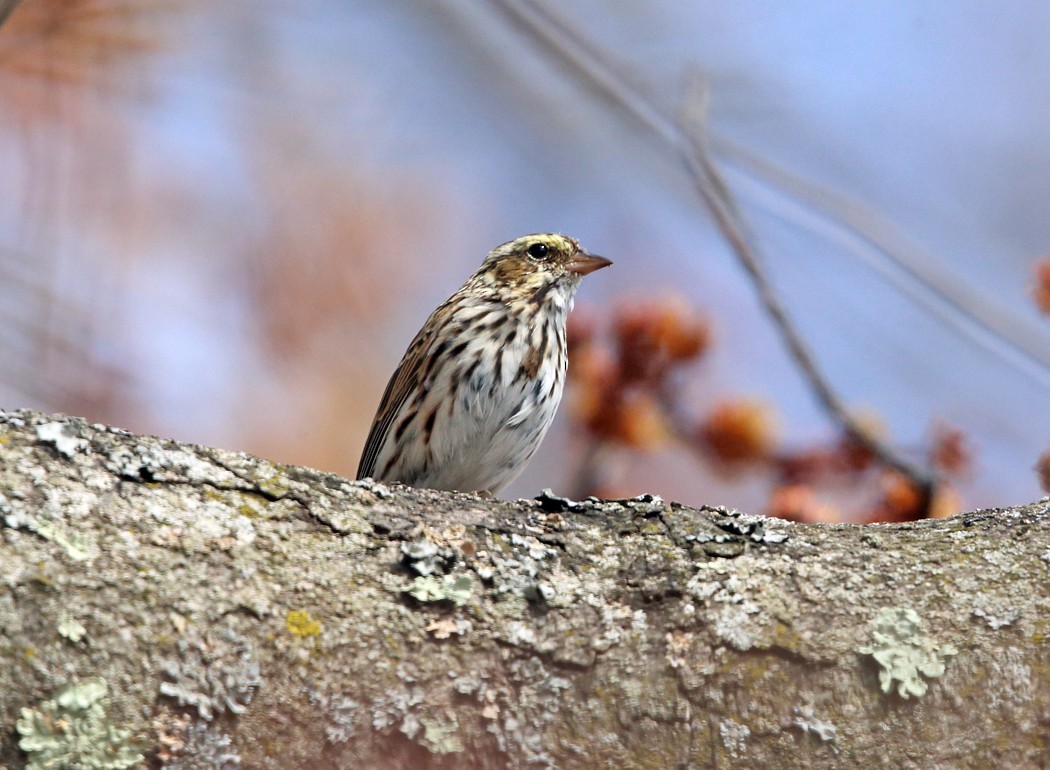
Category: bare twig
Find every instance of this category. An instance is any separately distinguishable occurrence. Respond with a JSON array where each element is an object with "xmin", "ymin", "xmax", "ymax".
[
  {"xmin": 486, "ymin": 0, "xmax": 935, "ymax": 506},
  {"xmin": 0, "ymin": 1, "xmax": 21, "ymax": 29},
  {"xmin": 678, "ymin": 90, "xmax": 935, "ymax": 500},
  {"xmin": 715, "ymin": 137, "xmax": 1050, "ymax": 386}
]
